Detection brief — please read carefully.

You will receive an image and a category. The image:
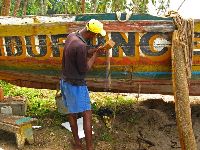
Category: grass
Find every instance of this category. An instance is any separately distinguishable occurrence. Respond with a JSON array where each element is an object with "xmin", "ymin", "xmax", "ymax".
[
  {"xmin": 90, "ymin": 92, "xmax": 137, "ymax": 114},
  {"xmin": 0, "ymin": 80, "xmax": 57, "ymax": 117},
  {"xmin": 99, "ymin": 131, "xmax": 113, "ymax": 142},
  {"xmin": 0, "ymin": 80, "xmax": 137, "ymax": 126}
]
